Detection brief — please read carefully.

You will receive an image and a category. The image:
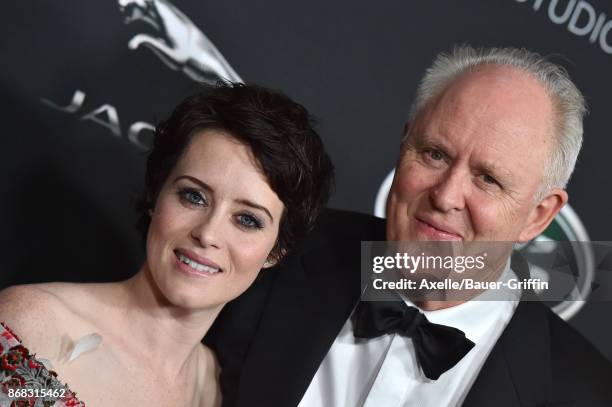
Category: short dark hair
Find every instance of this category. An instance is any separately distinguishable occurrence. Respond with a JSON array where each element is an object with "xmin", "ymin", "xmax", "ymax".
[{"xmin": 138, "ymin": 82, "xmax": 334, "ymax": 261}]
